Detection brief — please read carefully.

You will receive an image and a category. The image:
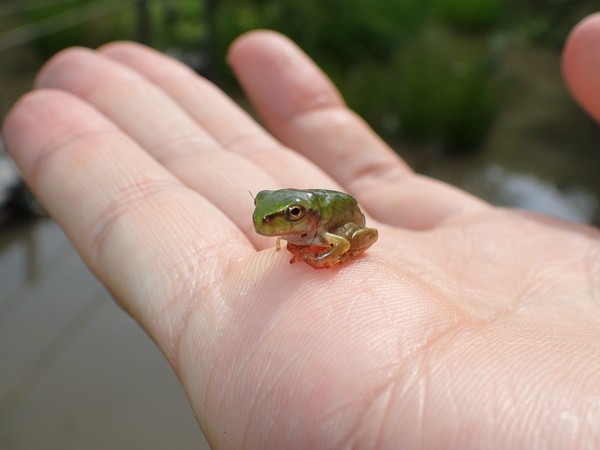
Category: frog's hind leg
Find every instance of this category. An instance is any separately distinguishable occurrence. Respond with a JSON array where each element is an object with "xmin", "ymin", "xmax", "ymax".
[{"xmin": 338, "ymin": 223, "xmax": 379, "ymax": 257}]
